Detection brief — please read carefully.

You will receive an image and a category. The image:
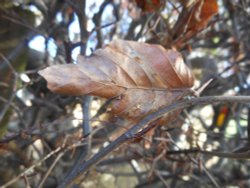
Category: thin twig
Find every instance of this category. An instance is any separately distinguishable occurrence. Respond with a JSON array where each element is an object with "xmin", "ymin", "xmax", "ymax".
[
  {"xmin": 200, "ymin": 149, "xmax": 250, "ymax": 159},
  {"xmin": 37, "ymin": 152, "xmax": 64, "ymax": 188},
  {"xmin": 92, "ymin": 98, "xmax": 113, "ymax": 119},
  {"xmin": 130, "ymin": 161, "xmax": 142, "ymax": 181},
  {"xmin": 66, "ymin": 96, "xmax": 93, "ymax": 176},
  {"xmin": 93, "ymin": 0, "xmax": 113, "ymax": 48},
  {"xmin": 81, "ymin": 96, "xmax": 92, "ymax": 140},
  {"xmin": 190, "ymin": 158, "xmax": 220, "ymax": 188},
  {"xmin": 57, "ymin": 95, "xmax": 250, "ymax": 188},
  {"xmin": 0, "ymin": 140, "xmax": 88, "ymax": 188},
  {"xmin": 0, "ymin": 147, "xmax": 62, "ymax": 188},
  {"xmin": 155, "ymin": 170, "xmax": 170, "ymax": 188},
  {"xmin": 0, "ymin": 54, "xmax": 18, "ymax": 123}
]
